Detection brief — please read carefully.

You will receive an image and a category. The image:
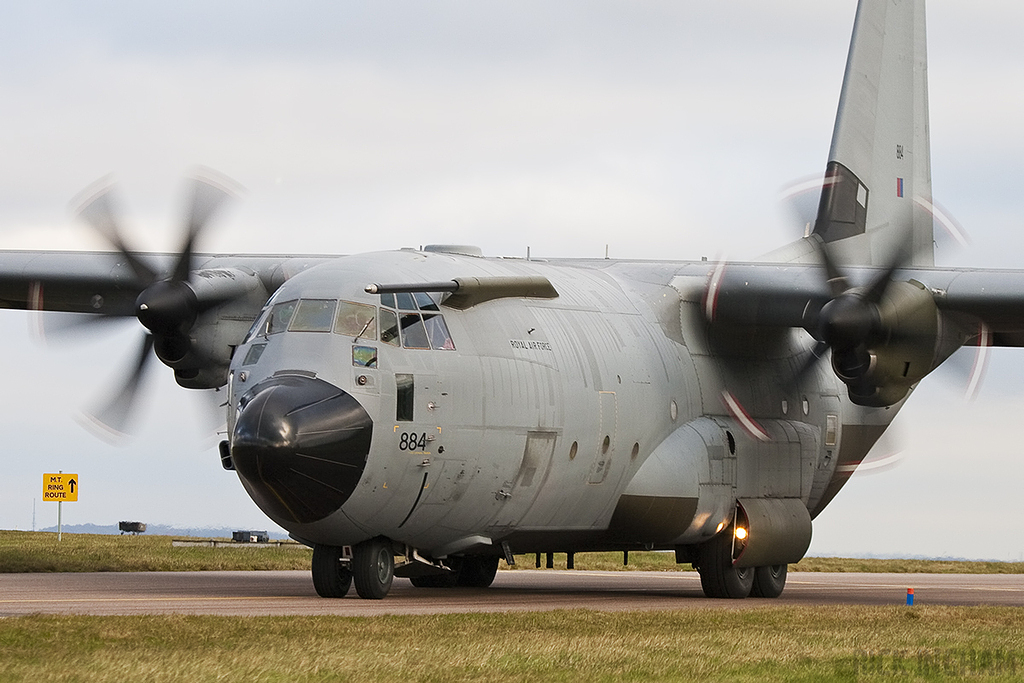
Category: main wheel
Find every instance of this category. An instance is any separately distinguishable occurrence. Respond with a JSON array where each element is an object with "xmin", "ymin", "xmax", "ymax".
[
  {"xmin": 352, "ymin": 537, "xmax": 395, "ymax": 599},
  {"xmin": 456, "ymin": 556, "xmax": 499, "ymax": 588},
  {"xmin": 750, "ymin": 564, "xmax": 788, "ymax": 598},
  {"xmin": 697, "ymin": 532, "xmax": 753, "ymax": 599},
  {"xmin": 311, "ymin": 544, "xmax": 352, "ymax": 598}
]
